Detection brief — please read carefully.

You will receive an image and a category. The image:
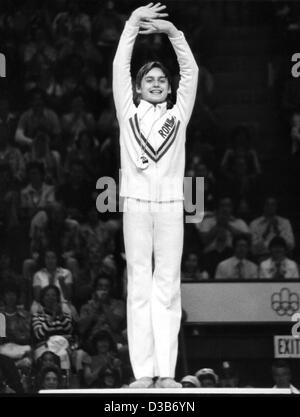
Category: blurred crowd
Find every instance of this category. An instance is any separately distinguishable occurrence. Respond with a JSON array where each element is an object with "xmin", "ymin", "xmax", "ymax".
[{"xmin": 0, "ymin": 0, "xmax": 300, "ymax": 392}]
